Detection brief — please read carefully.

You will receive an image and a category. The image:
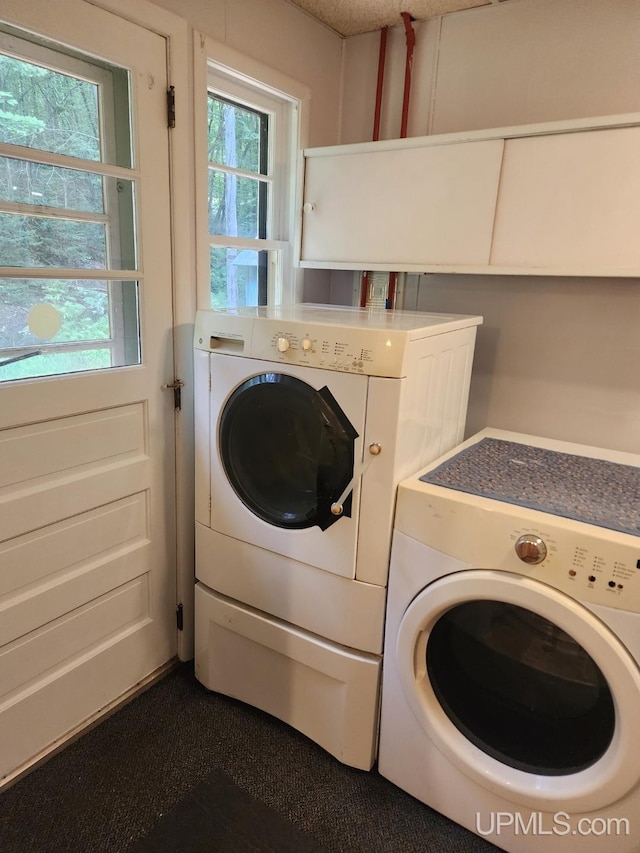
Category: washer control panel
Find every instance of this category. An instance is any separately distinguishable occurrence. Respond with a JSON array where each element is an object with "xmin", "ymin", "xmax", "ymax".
[
  {"xmin": 396, "ymin": 482, "xmax": 640, "ymax": 613},
  {"xmin": 509, "ymin": 525, "xmax": 638, "ymax": 607}
]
